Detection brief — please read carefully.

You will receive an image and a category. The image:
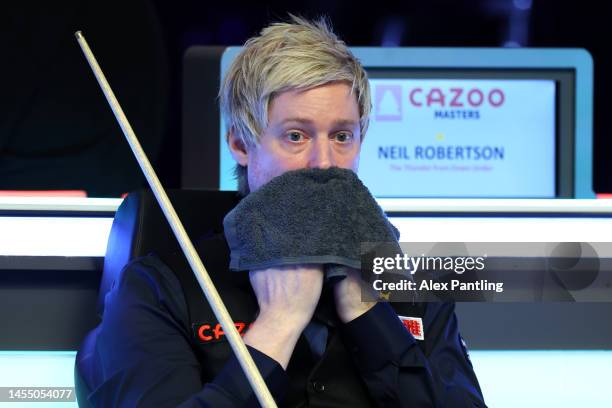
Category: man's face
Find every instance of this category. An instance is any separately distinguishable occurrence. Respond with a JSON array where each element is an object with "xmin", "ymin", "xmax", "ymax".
[{"xmin": 229, "ymin": 82, "xmax": 362, "ymax": 192}]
